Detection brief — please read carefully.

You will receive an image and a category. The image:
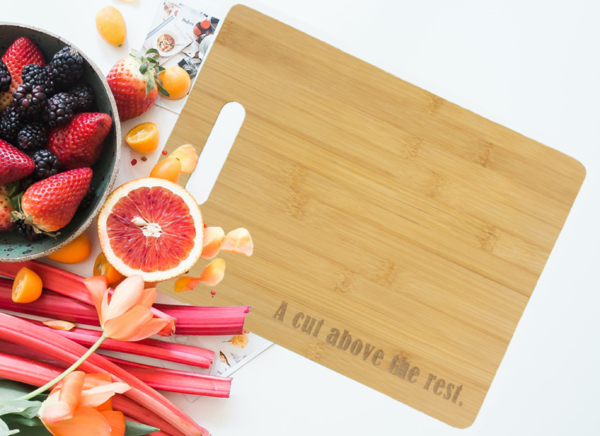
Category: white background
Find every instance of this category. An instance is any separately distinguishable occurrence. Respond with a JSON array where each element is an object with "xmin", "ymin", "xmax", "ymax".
[{"xmin": 3, "ymin": 0, "xmax": 600, "ymax": 435}]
